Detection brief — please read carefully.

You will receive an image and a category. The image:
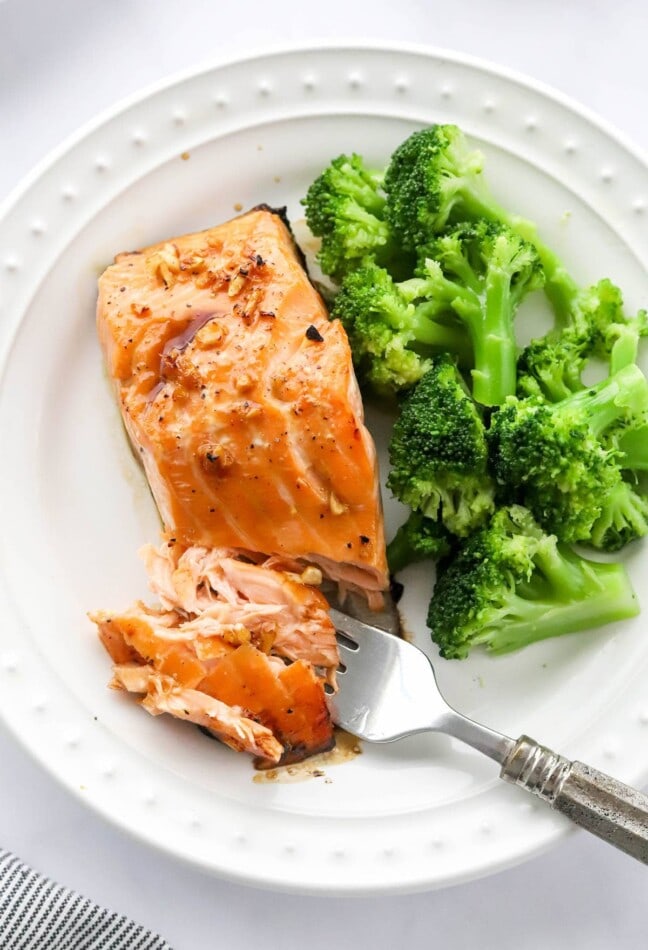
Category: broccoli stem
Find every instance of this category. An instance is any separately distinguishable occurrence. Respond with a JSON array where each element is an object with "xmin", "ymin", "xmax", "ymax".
[
  {"xmin": 410, "ymin": 304, "xmax": 472, "ymax": 364},
  {"xmin": 453, "ymin": 264, "xmax": 517, "ymax": 406},
  {"xmin": 609, "ymin": 326, "xmax": 642, "ymax": 376},
  {"xmin": 457, "ymin": 191, "xmax": 579, "ymax": 327},
  {"xmin": 378, "ymin": 292, "xmax": 472, "ymax": 362},
  {"xmin": 474, "ymin": 559, "xmax": 638, "ymax": 654},
  {"xmin": 564, "ymin": 364, "xmax": 648, "ymax": 440},
  {"xmin": 617, "ymin": 427, "xmax": 648, "ymax": 470},
  {"xmin": 531, "ymin": 542, "xmax": 601, "ymax": 600},
  {"xmin": 470, "ymin": 329, "xmax": 515, "ymax": 406},
  {"xmin": 508, "ymin": 219, "xmax": 580, "ymax": 327}
]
